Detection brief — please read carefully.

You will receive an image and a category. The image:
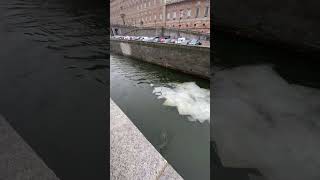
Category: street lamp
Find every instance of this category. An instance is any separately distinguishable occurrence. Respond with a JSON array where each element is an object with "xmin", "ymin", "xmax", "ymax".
[
  {"xmin": 120, "ymin": 13, "xmax": 126, "ymax": 25},
  {"xmin": 178, "ymin": 17, "xmax": 182, "ymax": 37}
]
